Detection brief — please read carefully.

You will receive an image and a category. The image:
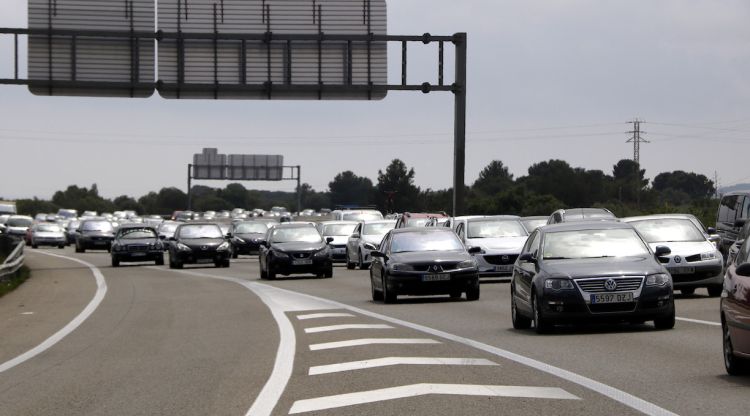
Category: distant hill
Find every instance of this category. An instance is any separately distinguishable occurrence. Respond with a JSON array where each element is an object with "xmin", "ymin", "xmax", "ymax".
[{"xmin": 720, "ymin": 183, "xmax": 750, "ymax": 194}]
